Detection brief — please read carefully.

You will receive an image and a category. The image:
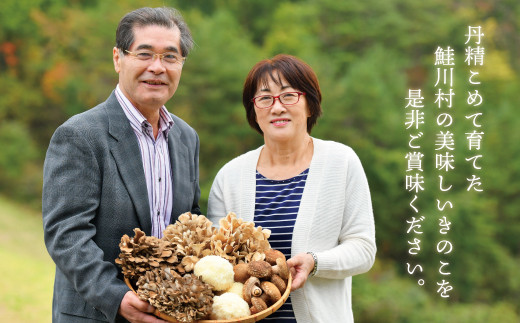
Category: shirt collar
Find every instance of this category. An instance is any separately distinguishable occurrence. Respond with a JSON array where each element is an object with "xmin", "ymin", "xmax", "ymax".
[{"xmin": 115, "ymin": 84, "xmax": 174, "ymax": 137}]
